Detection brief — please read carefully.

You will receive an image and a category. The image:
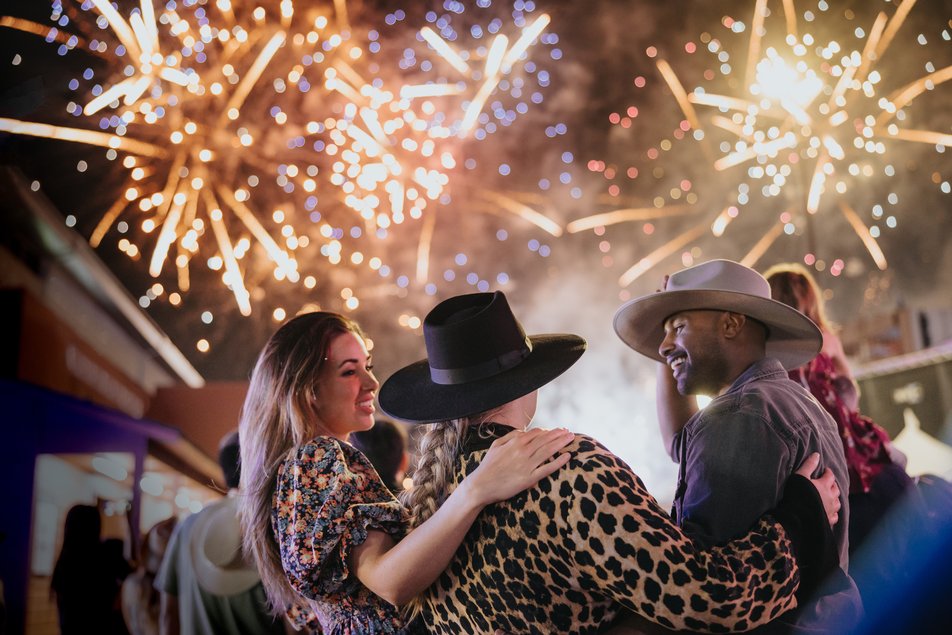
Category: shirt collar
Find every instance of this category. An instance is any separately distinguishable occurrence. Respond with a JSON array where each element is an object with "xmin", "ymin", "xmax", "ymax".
[{"xmin": 723, "ymin": 357, "xmax": 787, "ymax": 395}]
